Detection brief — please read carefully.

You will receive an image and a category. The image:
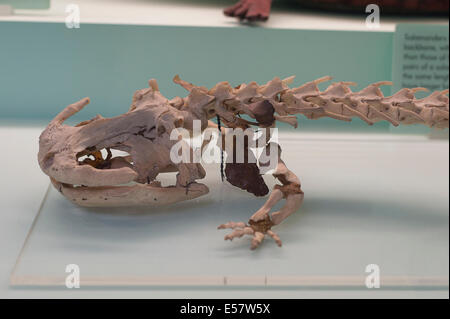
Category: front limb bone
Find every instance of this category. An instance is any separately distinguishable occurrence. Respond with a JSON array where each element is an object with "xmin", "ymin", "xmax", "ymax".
[{"xmin": 218, "ymin": 148, "xmax": 304, "ymax": 249}]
